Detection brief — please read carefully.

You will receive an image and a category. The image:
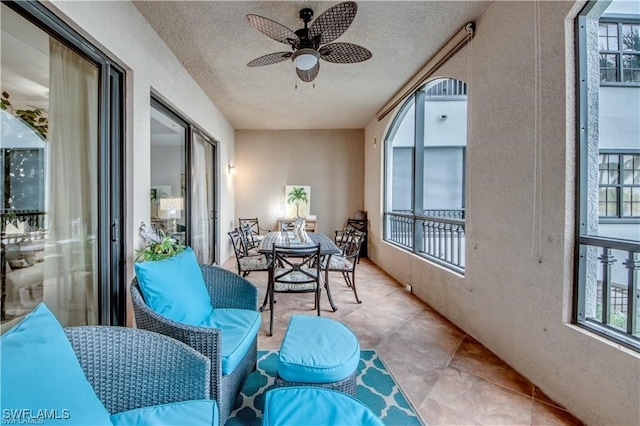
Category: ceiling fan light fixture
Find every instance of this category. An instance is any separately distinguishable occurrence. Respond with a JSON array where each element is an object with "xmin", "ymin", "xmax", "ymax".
[{"xmin": 292, "ymin": 48, "xmax": 320, "ymax": 70}]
